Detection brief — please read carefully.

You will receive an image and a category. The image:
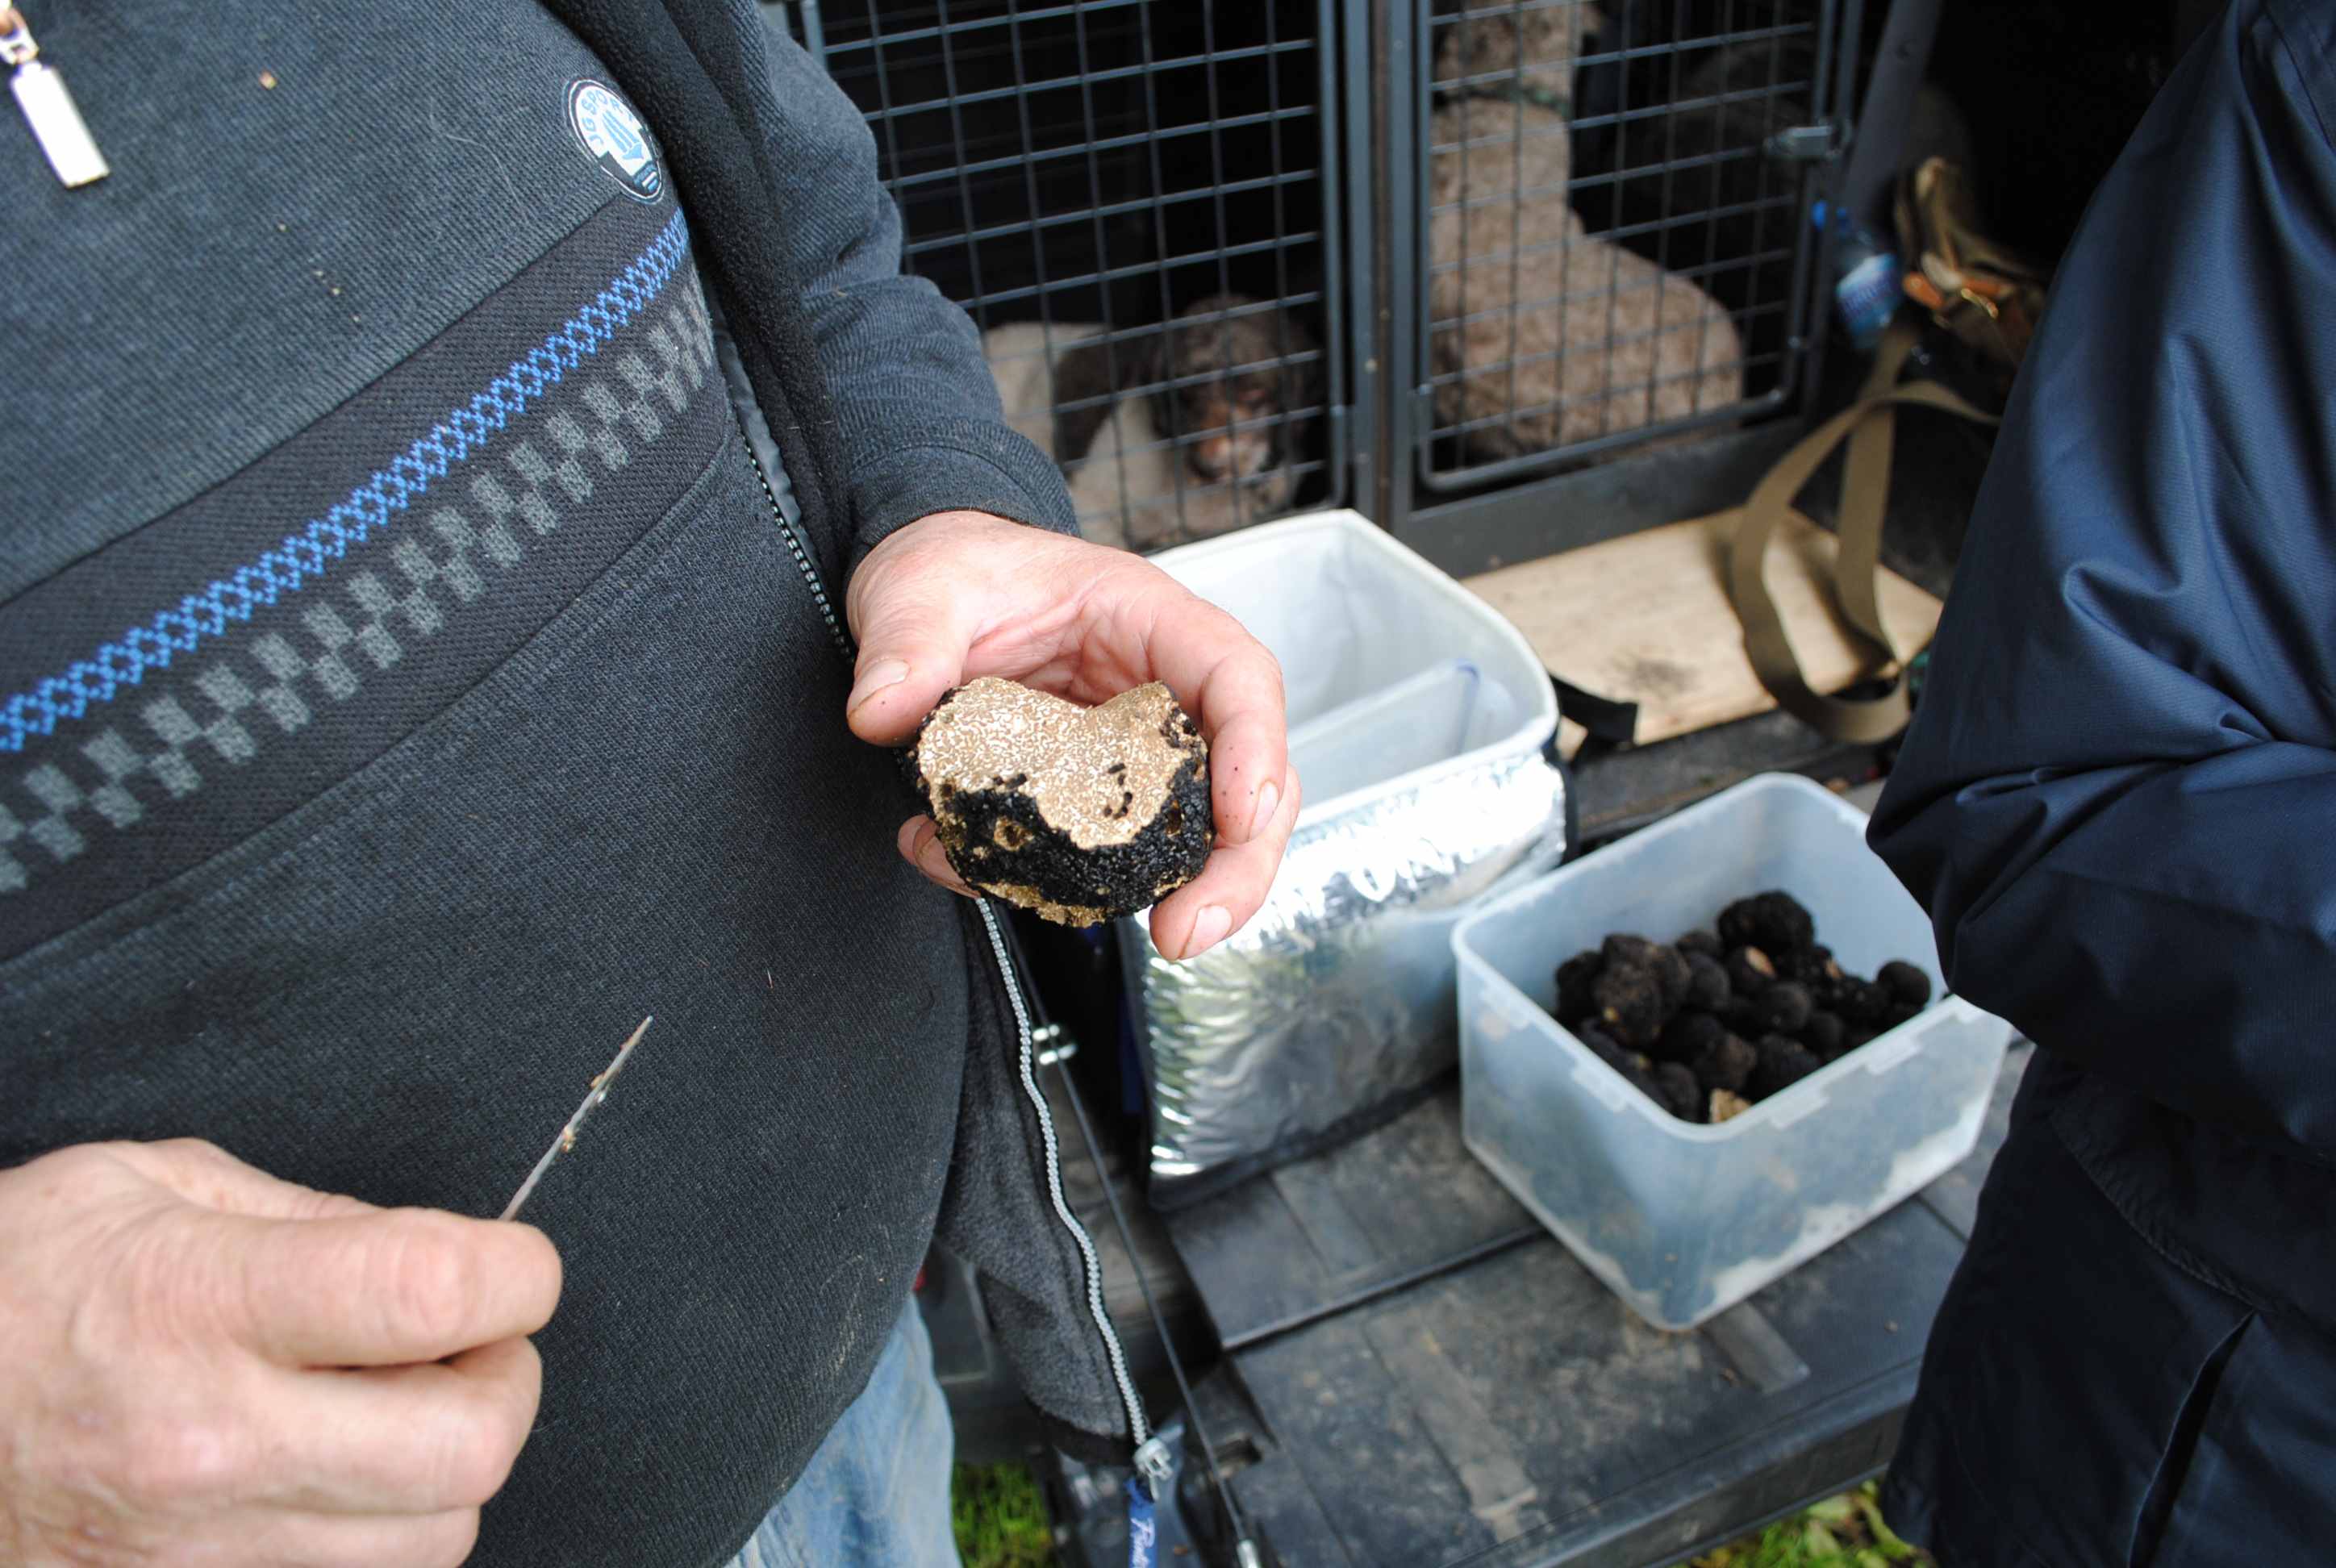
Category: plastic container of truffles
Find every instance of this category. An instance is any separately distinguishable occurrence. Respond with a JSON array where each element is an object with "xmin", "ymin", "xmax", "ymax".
[{"xmin": 1451, "ymin": 773, "xmax": 2013, "ymax": 1331}]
